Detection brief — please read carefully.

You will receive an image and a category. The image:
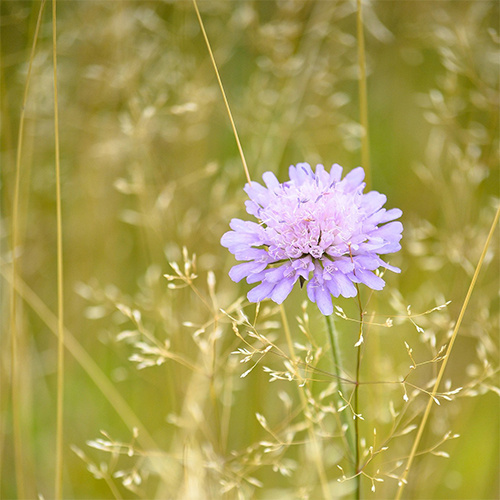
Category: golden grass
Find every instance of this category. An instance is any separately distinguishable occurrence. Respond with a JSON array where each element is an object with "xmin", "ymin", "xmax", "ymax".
[{"xmin": 1, "ymin": 1, "xmax": 498, "ymax": 498}]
